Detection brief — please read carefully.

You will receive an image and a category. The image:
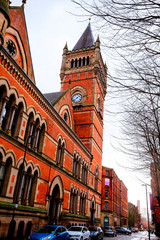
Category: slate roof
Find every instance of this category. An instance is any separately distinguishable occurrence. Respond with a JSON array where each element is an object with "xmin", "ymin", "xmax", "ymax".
[
  {"xmin": 73, "ymin": 23, "xmax": 95, "ymax": 50},
  {"xmin": 44, "ymin": 91, "xmax": 65, "ymax": 105}
]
